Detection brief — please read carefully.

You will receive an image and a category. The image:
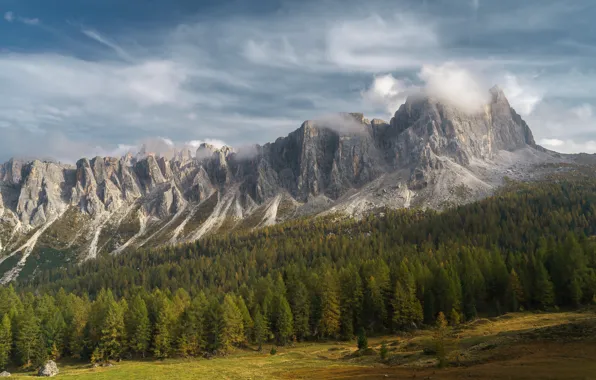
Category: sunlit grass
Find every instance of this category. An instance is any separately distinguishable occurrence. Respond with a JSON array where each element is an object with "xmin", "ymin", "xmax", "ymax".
[{"xmin": 7, "ymin": 310, "xmax": 596, "ymax": 379}]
